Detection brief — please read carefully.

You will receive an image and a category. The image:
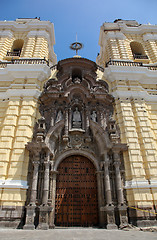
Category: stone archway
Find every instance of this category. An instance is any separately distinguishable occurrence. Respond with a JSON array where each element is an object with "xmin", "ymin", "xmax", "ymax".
[{"xmin": 55, "ymin": 155, "xmax": 99, "ymax": 227}]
